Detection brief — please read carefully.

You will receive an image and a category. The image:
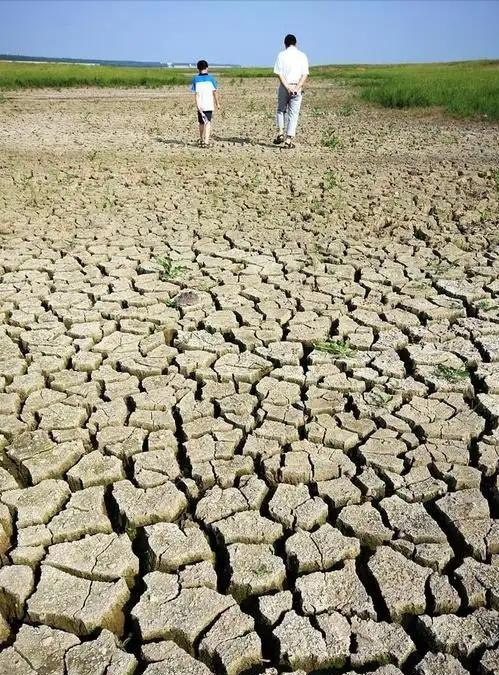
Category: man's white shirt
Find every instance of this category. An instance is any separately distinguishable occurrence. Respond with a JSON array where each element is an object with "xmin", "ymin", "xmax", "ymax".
[{"xmin": 273, "ymin": 45, "xmax": 309, "ymax": 85}]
